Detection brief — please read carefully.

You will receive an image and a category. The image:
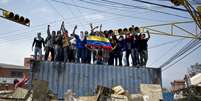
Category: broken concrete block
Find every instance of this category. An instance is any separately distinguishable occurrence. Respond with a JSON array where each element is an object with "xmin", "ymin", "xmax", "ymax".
[
  {"xmin": 64, "ymin": 90, "xmax": 78, "ymax": 101},
  {"xmin": 129, "ymin": 94, "xmax": 144, "ymax": 101},
  {"xmin": 32, "ymin": 80, "xmax": 49, "ymax": 101},
  {"xmin": 112, "ymin": 85, "xmax": 125, "ymax": 95},
  {"xmin": 140, "ymin": 84, "xmax": 163, "ymax": 101},
  {"xmin": 78, "ymin": 96, "xmax": 97, "ymax": 101}
]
